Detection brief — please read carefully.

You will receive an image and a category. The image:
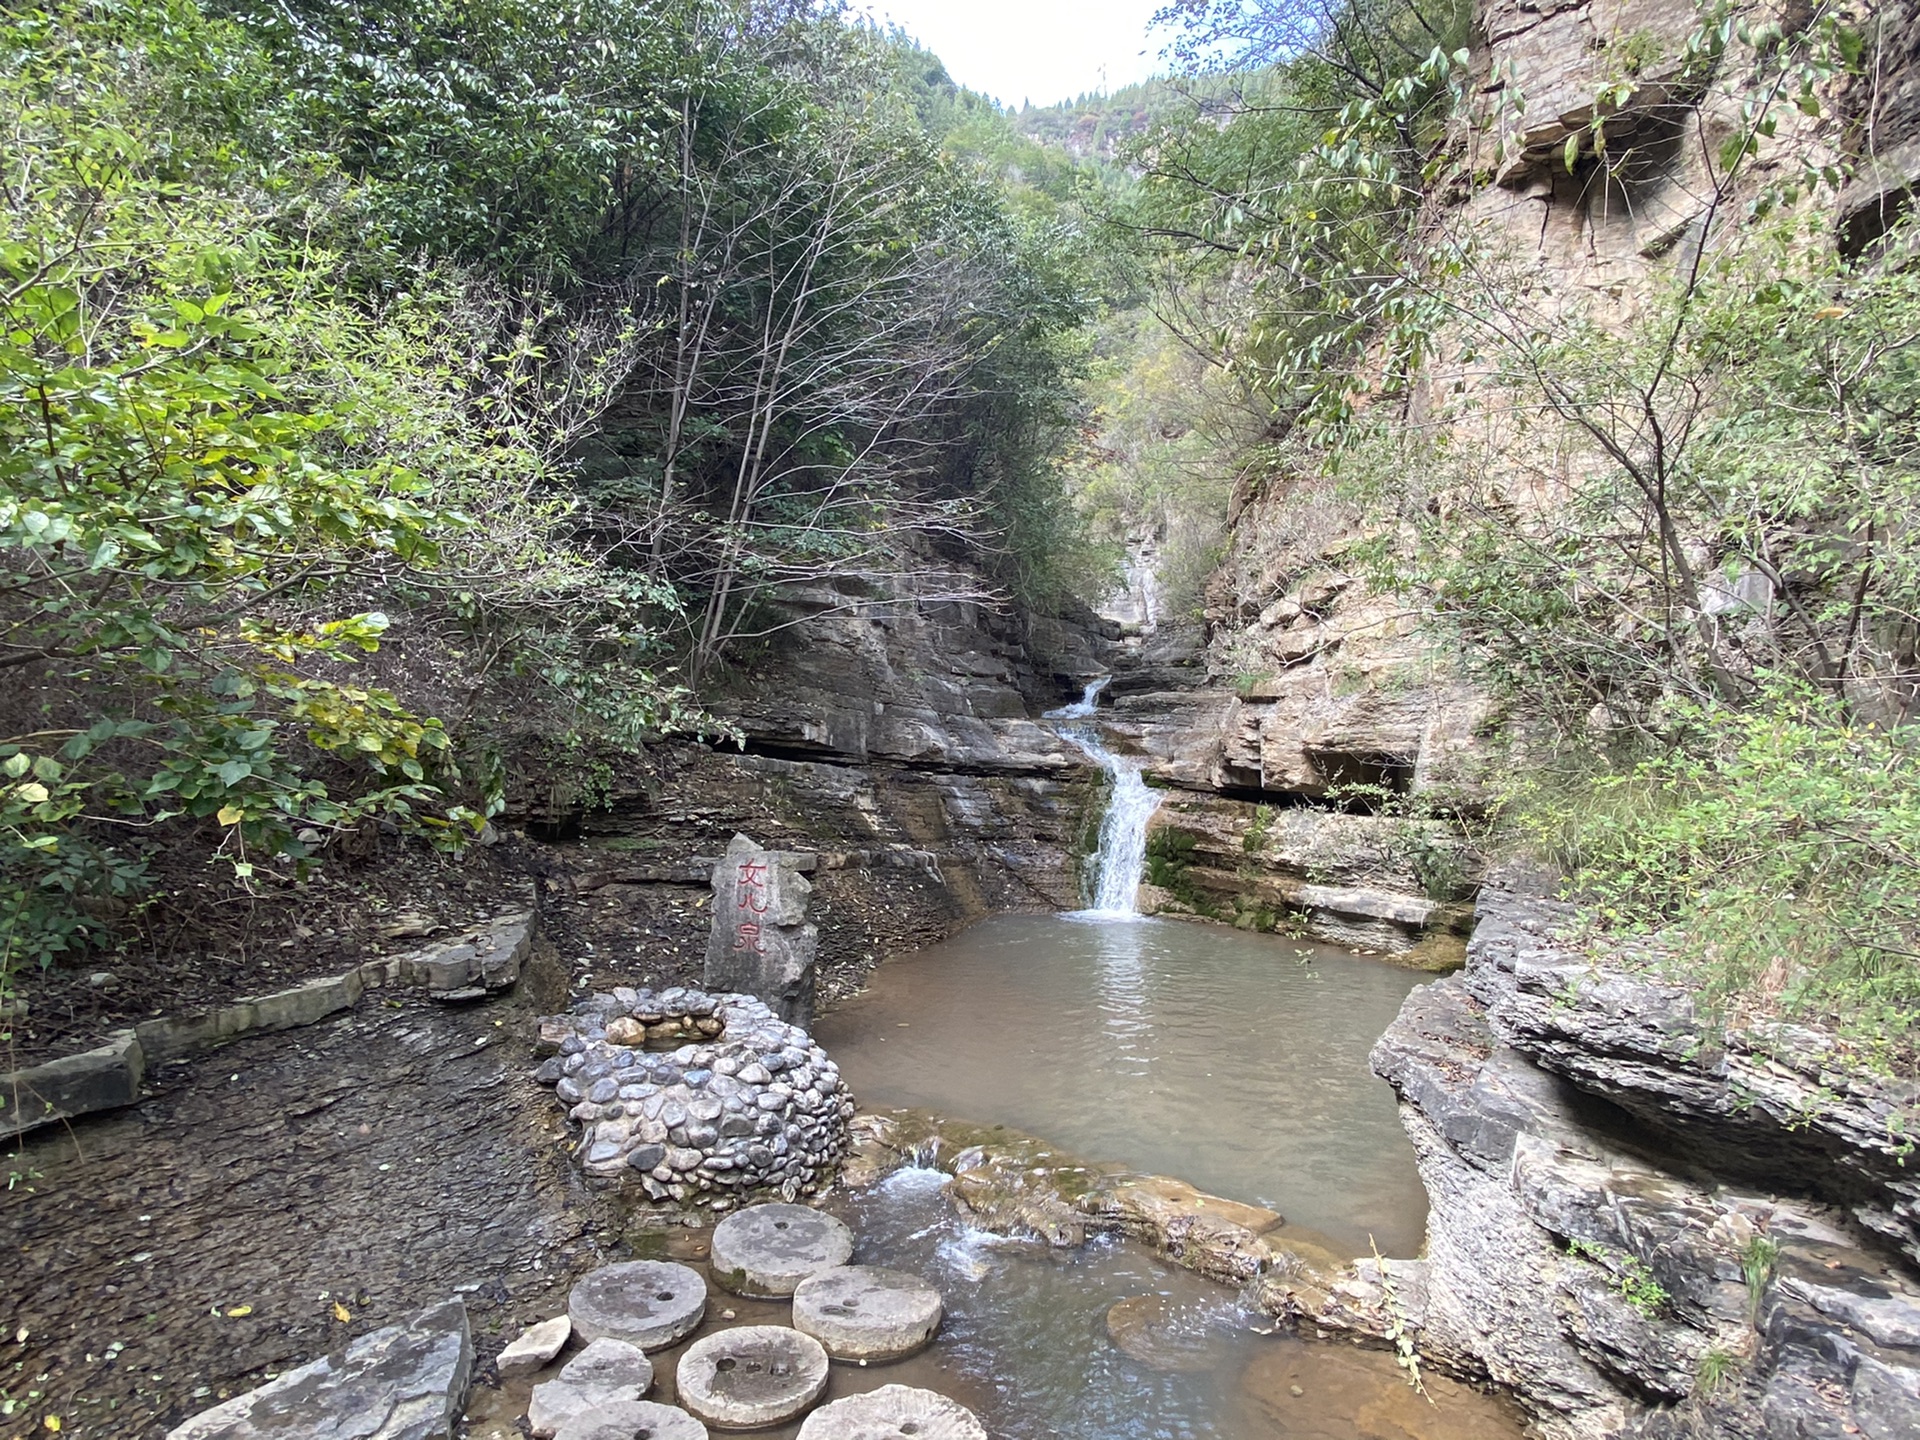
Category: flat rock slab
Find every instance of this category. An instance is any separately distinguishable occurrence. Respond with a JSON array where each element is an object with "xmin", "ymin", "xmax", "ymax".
[
  {"xmin": 528, "ymin": 1339, "xmax": 656, "ymax": 1436},
  {"xmin": 166, "ymin": 1298, "xmax": 471, "ymax": 1440},
  {"xmin": 676, "ymin": 1326, "xmax": 829, "ymax": 1430},
  {"xmin": 792, "ymin": 1267, "xmax": 943, "ymax": 1362},
  {"xmin": 710, "ymin": 1204, "xmax": 854, "ymax": 1298},
  {"xmin": 1104, "ymin": 1294, "xmax": 1220, "ymax": 1373},
  {"xmin": 500, "ymin": 1315, "xmax": 573, "ymax": 1374},
  {"xmin": 795, "ymin": 1385, "xmax": 986, "ymax": 1440},
  {"xmin": 553, "ymin": 1399, "xmax": 709, "ymax": 1440},
  {"xmin": 570, "ymin": 1262, "xmax": 707, "ymax": 1351}
]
